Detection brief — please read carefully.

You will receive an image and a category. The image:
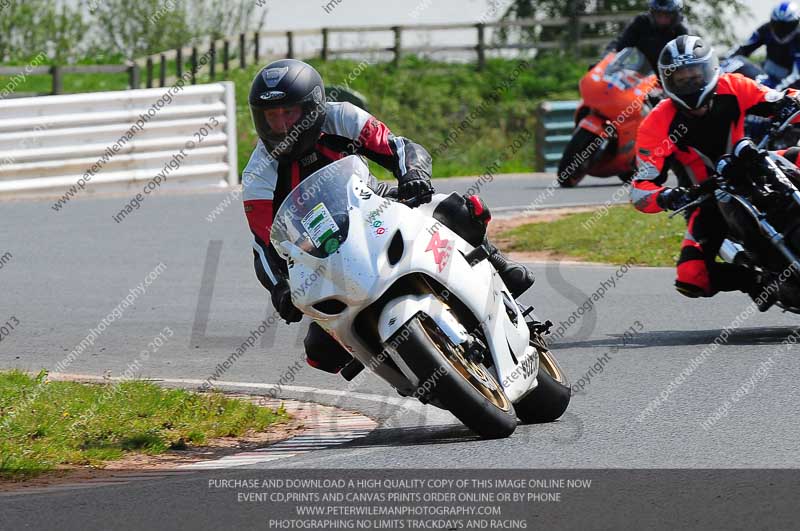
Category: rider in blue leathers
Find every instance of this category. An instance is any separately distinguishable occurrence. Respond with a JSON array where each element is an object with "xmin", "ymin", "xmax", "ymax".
[{"xmin": 731, "ymin": 2, "xmax": 800, "ymax": 89}]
